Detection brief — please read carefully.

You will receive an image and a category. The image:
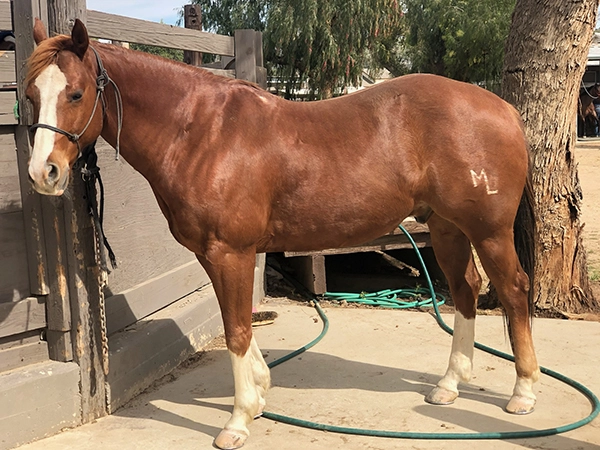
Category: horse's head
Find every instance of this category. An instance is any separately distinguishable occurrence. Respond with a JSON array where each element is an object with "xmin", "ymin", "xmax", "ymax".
[{"xmin": 26, "ymin": 19, "xmax": 102, "ymax": 196}]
